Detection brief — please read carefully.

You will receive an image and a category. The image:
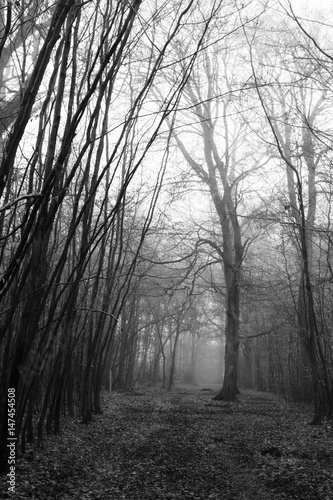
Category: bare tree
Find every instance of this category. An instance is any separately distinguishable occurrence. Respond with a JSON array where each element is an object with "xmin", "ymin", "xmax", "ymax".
[{"xmin": 158, "ymin": 19, "xmax": 265, "ymax": 399}]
